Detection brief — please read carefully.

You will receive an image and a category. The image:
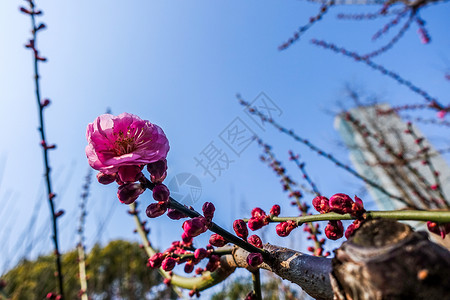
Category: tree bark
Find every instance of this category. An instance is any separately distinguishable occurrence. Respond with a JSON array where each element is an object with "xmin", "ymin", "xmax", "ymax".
[
  {"xmin": 331, "ymin": 219, "xmax": 450, "ymax": 300},
  {"xmin": 224, "ymin": 219, "xmax": 450, "ymax": 300}
]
